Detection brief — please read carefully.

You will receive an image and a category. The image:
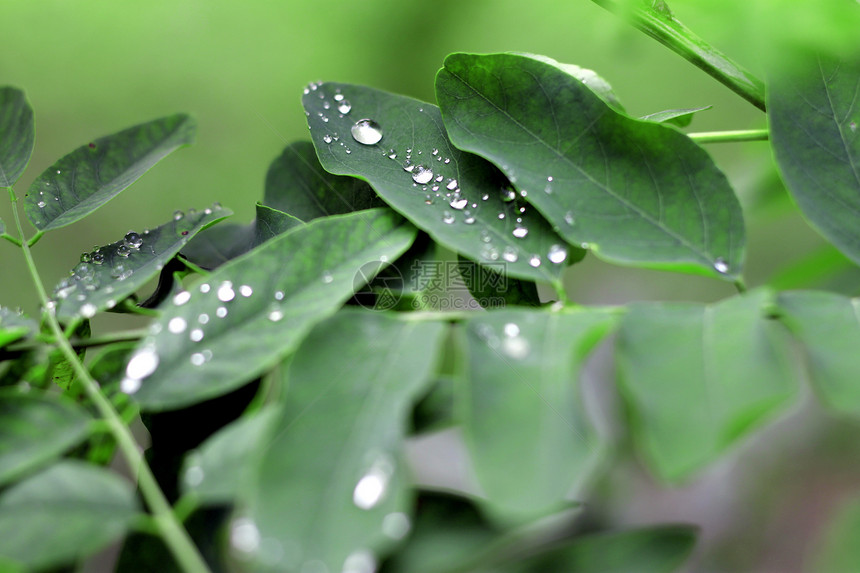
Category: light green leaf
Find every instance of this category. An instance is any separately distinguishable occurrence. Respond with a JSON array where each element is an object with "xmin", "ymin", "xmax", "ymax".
[
  {"xmin": 180, "ymin": 407, "xmax": 280, "ymax": 504},
  {"xmin": 240, "ymin": 310, "xmax": 446, "ymax": 572},
  {"xmin": 25, "ymin": 114, "xmax": 196, "ymax": 232},
  {"xmin": 52, "ymin": 204, "xmax": 230, "ymax": 320},
  {"xmin": 768, "ymin": 55, "xmax": 860, "ymax": 266},
  {"xmin": 0, "ymin": 87, "xmax": 35, "ymax": 188},
  {"xmin": 437, "ymin": 52, "xmax": 745, "ymax": 279},
  {"xmin": 302, "ymin": 82, "xmax": 578, "ymax": 287},
  {"xmin": 0, "ymin": 390, "xmax": 93, "ymax": 486},
  {"xmin": 616, "ymin": 289, "xmax": 799, "ymax": 481},
  {"xmin": 125, "ymin": 209, "xmax": 416, "ymax": 411},
  {"xmin": 458, "ymin": 308, "xmax": 617, "ymax": 524},
  {"xmin": 640, "ymin": 106, "xmax": 712, "ymax": 127},
  {"xmin": 777, "ymin": 290, "xmax": 860, "ymax": 415},
  {"xmin": 811, "ymin": 496, "xmax": 860, "ymax": 572},
  {"xmin": 0, "ymin": 460, "xmax": 140, "ymax": 570},
  {"xmin": 264, "ymin": 140, "xmax": 385, "ymax": 219},
  {"xmin": 0, "ymin": 307, "xmax": 37, "ymax": 349}
]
